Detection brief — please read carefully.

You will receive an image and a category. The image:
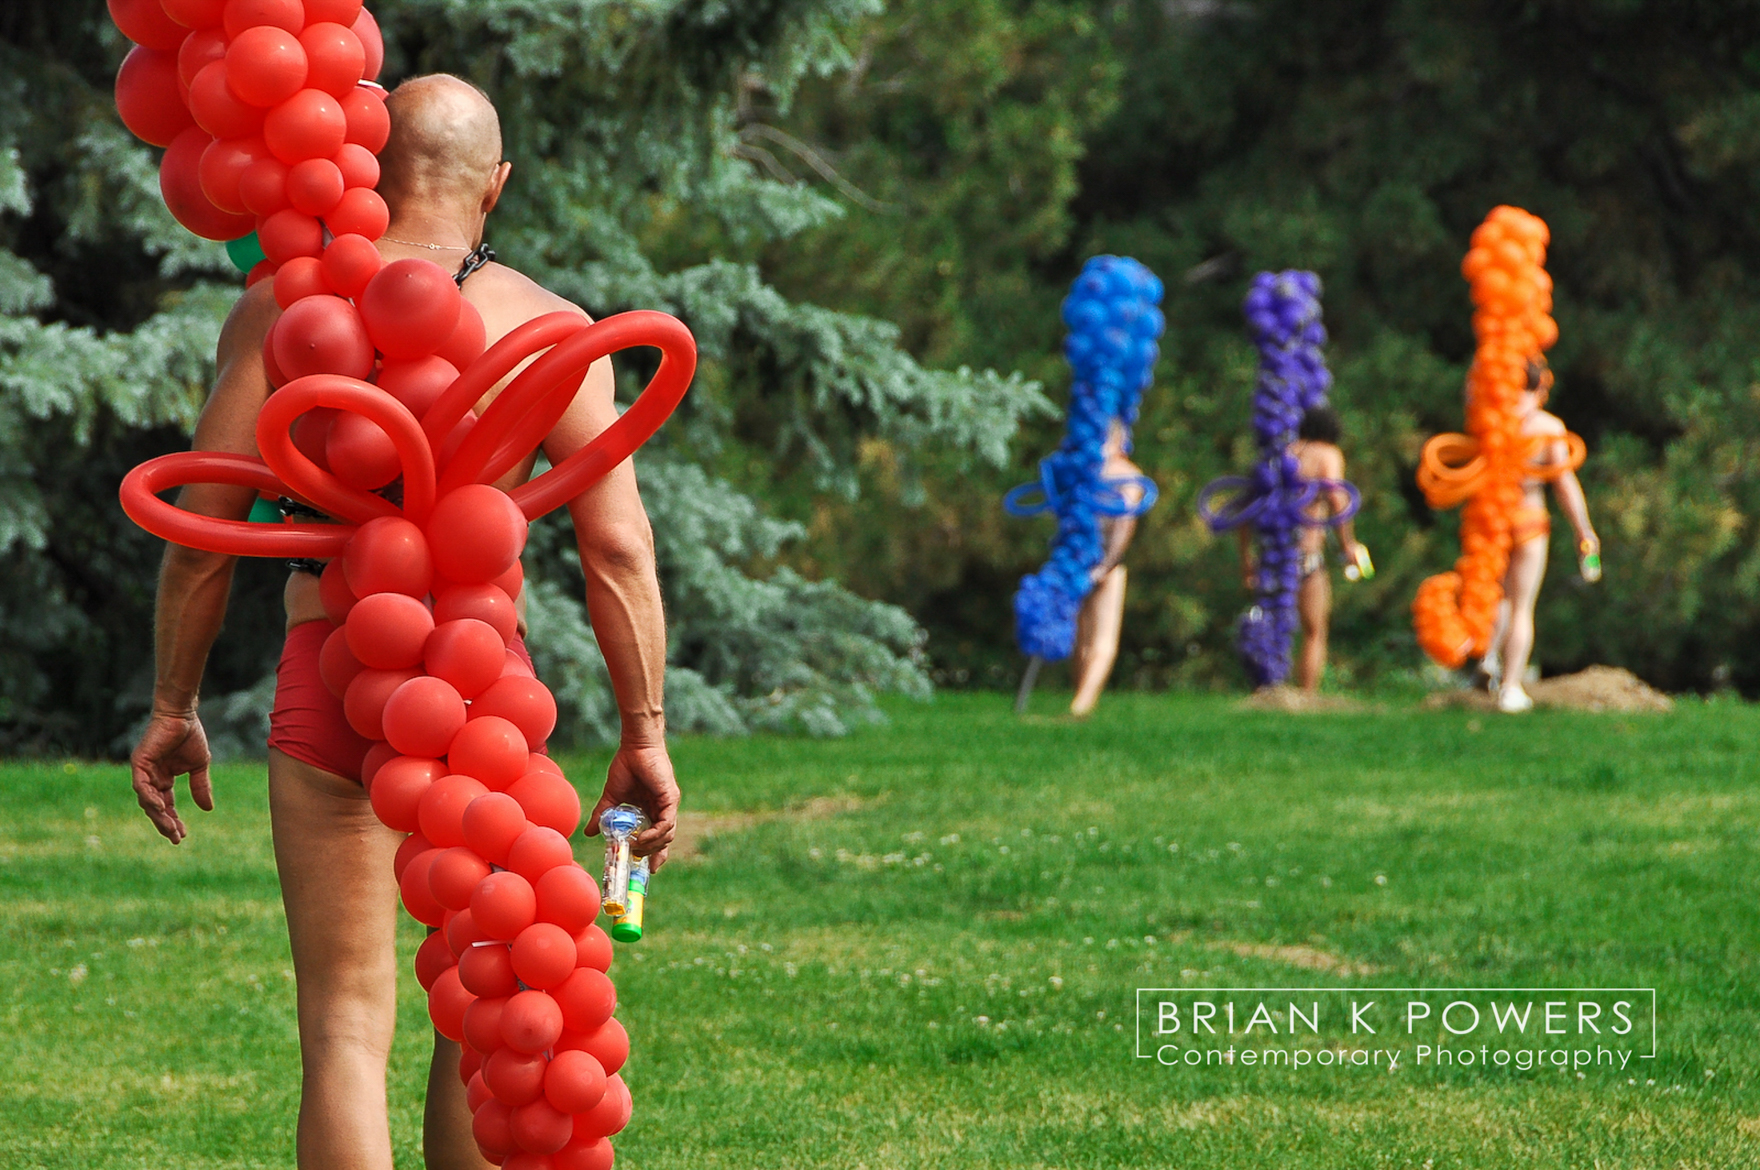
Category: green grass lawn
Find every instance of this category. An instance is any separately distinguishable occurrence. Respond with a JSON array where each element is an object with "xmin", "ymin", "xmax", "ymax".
[{"xmin": 3, "ymin": 691, "xmax": 1758, "ymax": 1168}]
